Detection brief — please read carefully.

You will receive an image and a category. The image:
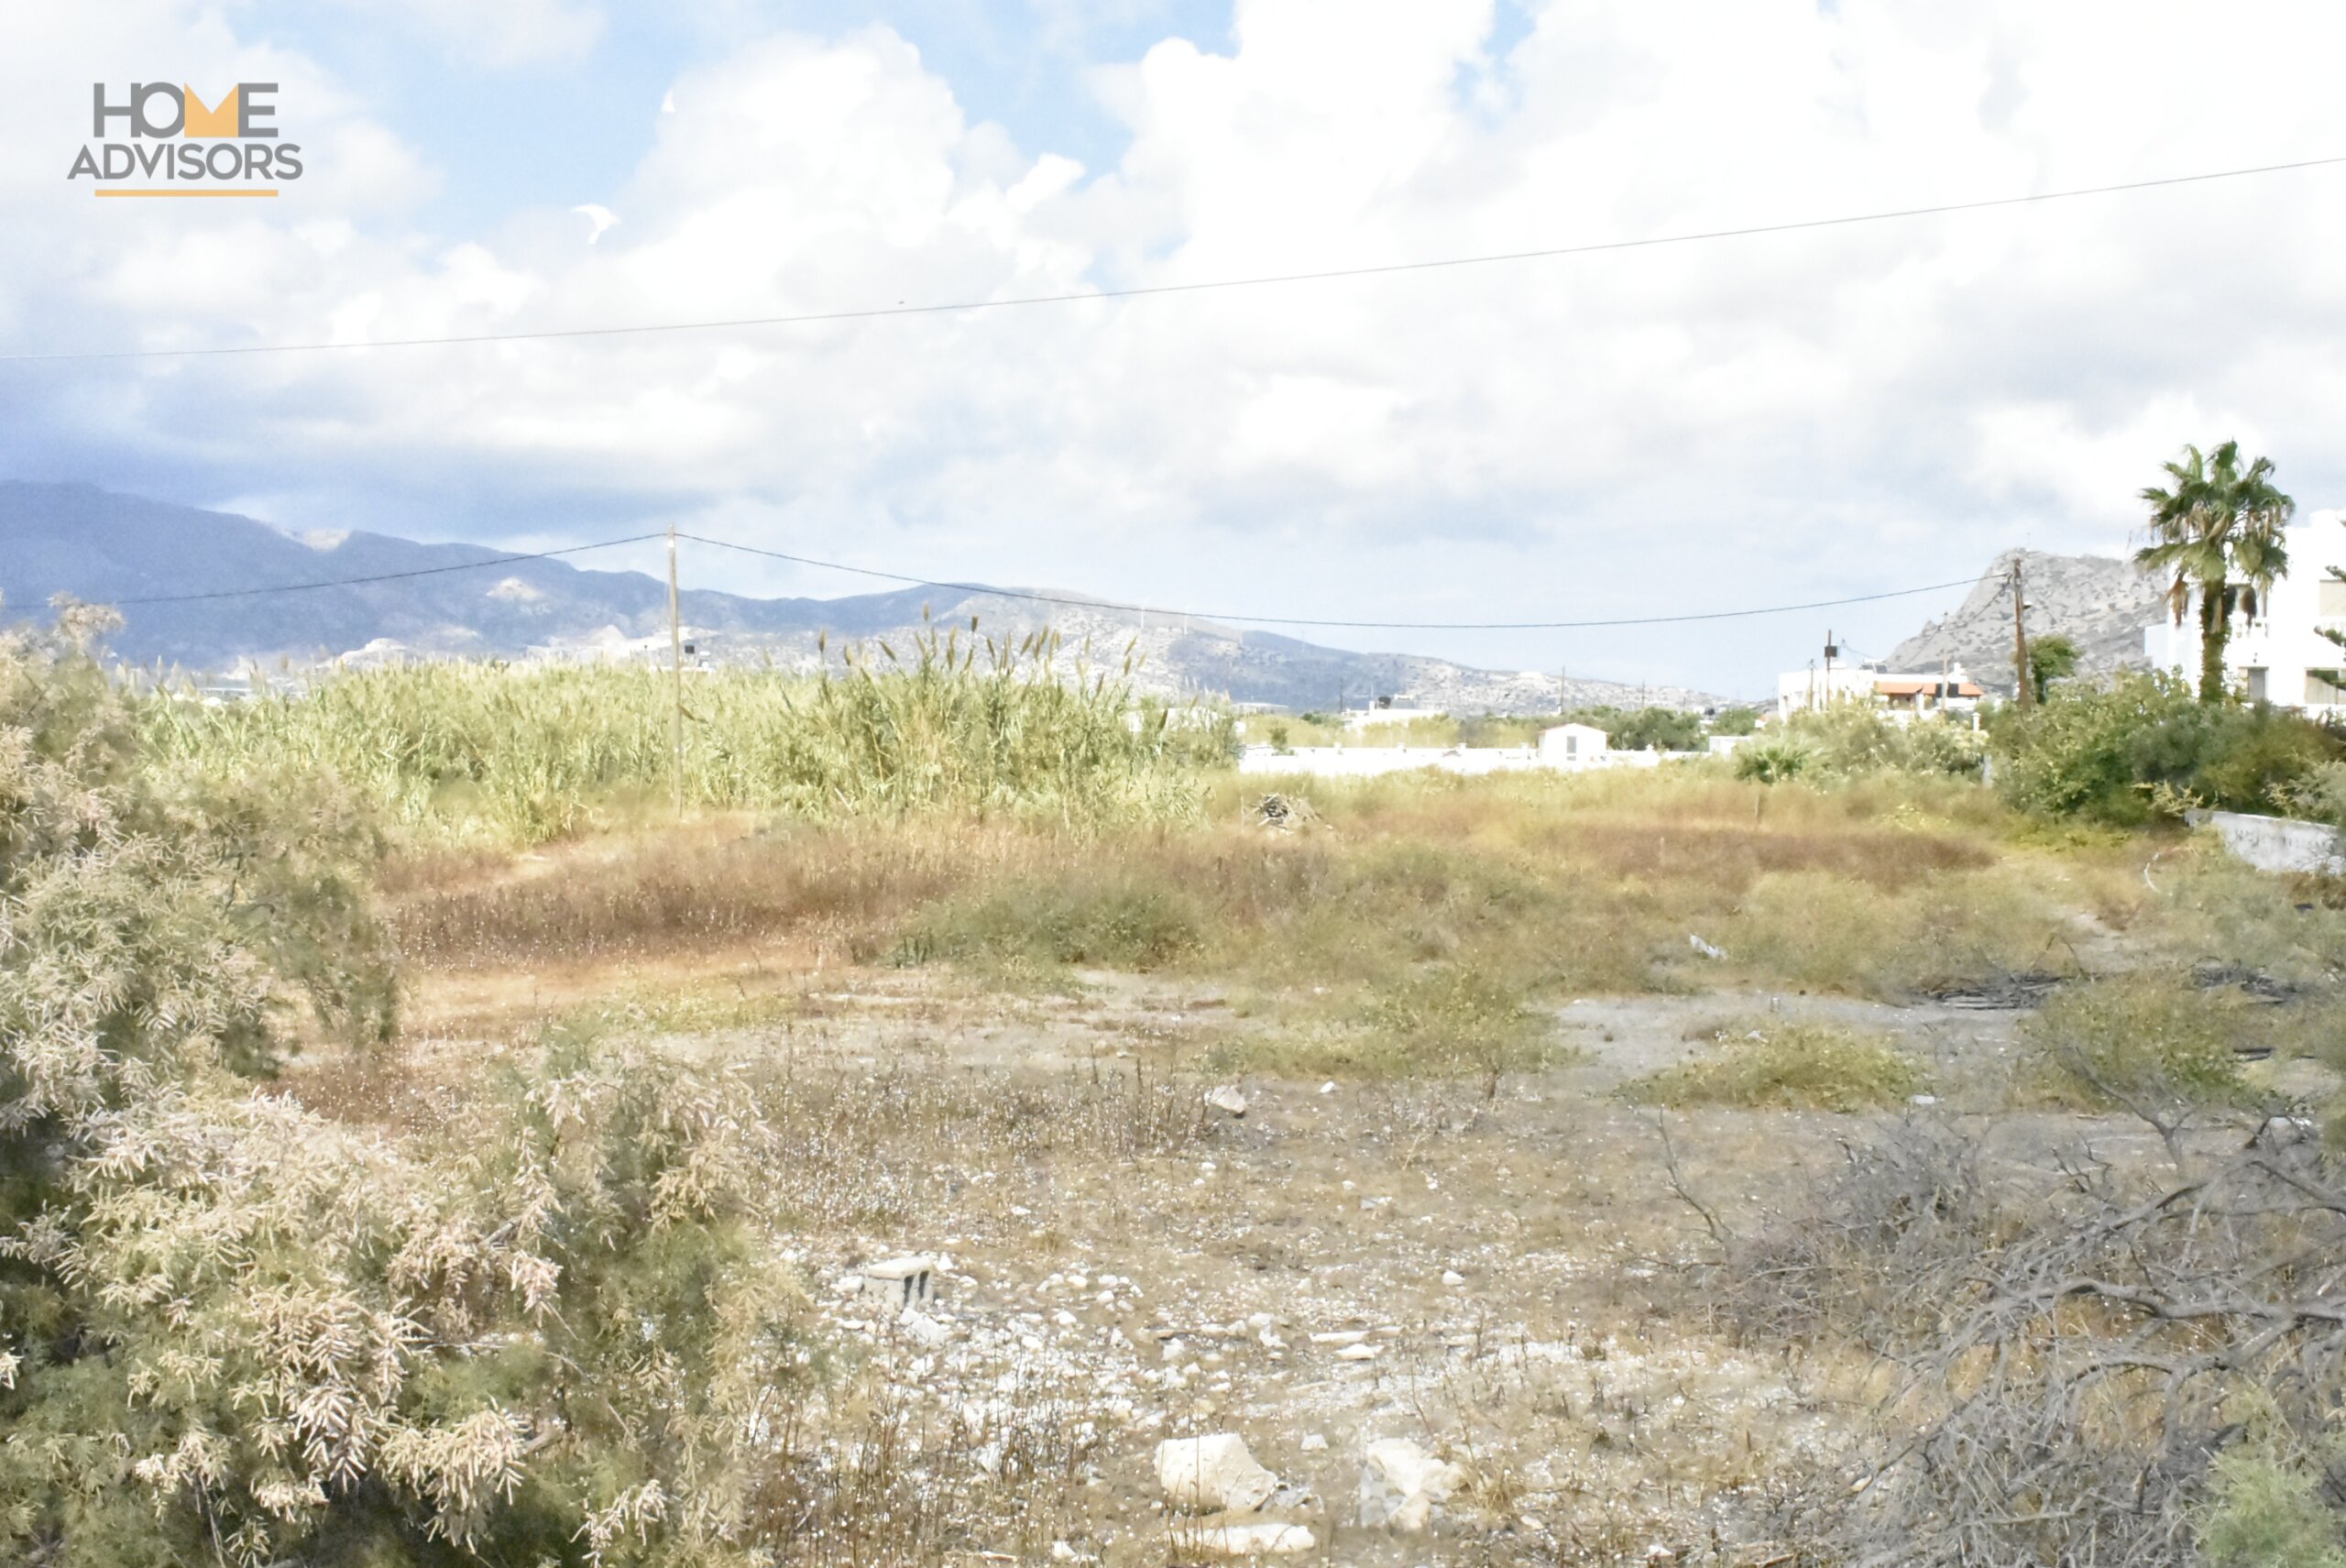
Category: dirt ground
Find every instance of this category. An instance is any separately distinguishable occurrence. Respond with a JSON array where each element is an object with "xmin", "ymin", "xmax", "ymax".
[{"xmin": 312, "ymin": 950, "xmax": 2340, "ymax": 1567}]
